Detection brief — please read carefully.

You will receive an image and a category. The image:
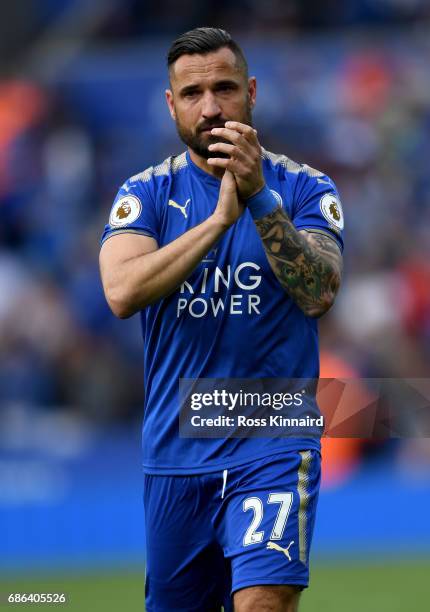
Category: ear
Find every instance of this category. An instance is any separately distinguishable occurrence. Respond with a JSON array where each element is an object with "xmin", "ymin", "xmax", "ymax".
[
  {"xmin": 248, "ymin": 77, "xmax": 257, "ymax": 109},
  {"xmin": 165, "ymin": 89, "xmax": 176, "ymax": 121}
]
